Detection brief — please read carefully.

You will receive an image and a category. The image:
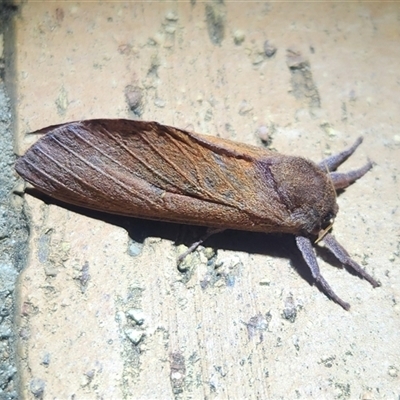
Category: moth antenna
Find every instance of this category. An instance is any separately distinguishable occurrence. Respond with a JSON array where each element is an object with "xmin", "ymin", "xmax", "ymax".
[
  {"xmin": 324, "ymin": 162, "xmax": 339, "ymax": 206},
  {"xmin": 314, "ymin": 221, "xmax": 334, "ymax": 244}
]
